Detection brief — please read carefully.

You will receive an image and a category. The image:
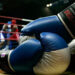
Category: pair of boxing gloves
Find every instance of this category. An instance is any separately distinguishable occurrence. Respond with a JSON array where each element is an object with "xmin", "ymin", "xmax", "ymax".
[{"xmin": 0, "ymin": 2, "xmax": 75, "ymax": 75}]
